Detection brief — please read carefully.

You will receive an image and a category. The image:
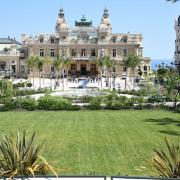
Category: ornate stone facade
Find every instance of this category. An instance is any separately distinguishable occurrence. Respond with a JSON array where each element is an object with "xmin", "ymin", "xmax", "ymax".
[
  {"xmin": 0, "ymin": 37, "xmax": 24, "ymax": 77},
  {"xmin": 22, "ymin": 7, "xmax": 151, "ymax": 78}
]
